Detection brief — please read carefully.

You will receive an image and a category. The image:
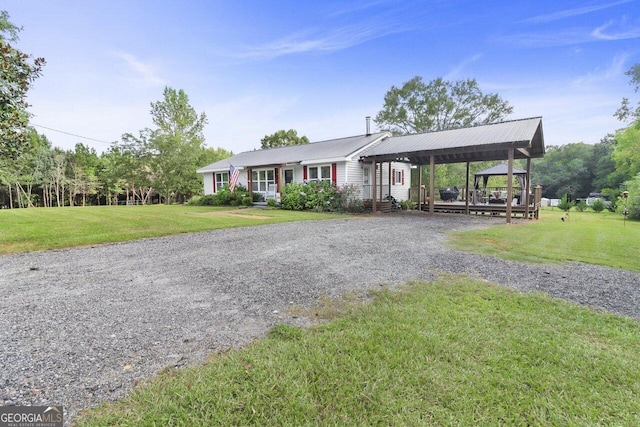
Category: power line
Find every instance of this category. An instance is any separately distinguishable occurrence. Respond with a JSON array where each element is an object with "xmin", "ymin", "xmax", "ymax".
[{"xmin": 30, "ymin": 122, "xmax": 117, "ymax": 144}]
